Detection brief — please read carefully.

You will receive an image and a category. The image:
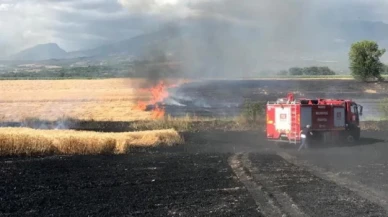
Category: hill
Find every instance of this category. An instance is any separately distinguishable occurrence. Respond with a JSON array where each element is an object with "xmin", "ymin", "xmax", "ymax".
[
  {"xmin": 67, "ymin": 26, "xmax": 180, "ymax": 59},
  {"xmin": 7, "ymin": 19, "xmax": 388, "ymax": 71},
  {"xmin": 66, "ymin": 19, "xmax": 388, "ymax": 72},
  {"xmin": 10, "ymin": 43, "xmax": 67, "ymax": 61}
]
